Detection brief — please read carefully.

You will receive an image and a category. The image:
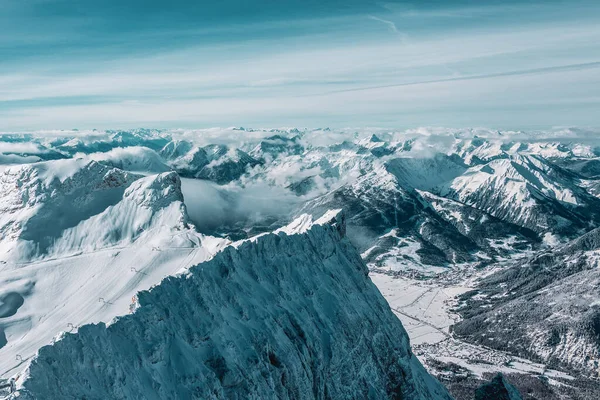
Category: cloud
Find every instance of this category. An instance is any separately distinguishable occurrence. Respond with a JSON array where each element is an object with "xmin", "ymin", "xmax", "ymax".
[
  {"xmin": 180, "ymin": 177, "xmax": 302, "ymax": 235},
  {"xmin": 0, "ymin": 1, "xmax": 599, "ymax": 130},
  {"xmin": 0, "ymin": 142, "xmax": 51, "ymax": 155},
  {"xmin": 0, "ymin": 154, "xmax": 41, "ymax": 165},
  {"xmin": 316, "ymin": 61, "xmax": 600, "ymax": 95},
  {"xmin": 368, "ymin": 15, "xmax": 398, "ymax": 33},
  {"xmin": 3, "ymin": 125, "xmax": 600, "ymax": 235}
]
